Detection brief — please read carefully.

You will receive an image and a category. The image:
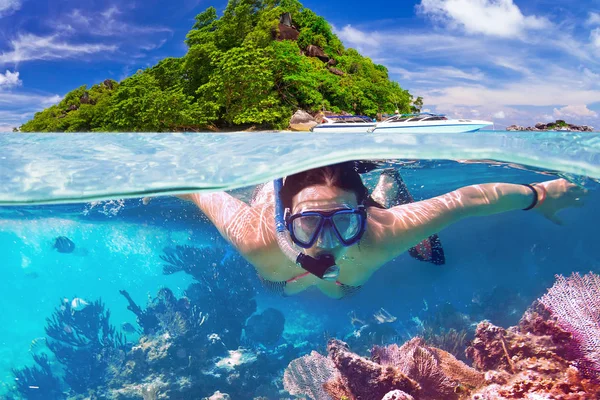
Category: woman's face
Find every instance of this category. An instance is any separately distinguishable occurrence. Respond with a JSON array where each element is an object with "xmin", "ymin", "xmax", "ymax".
[{"xmin": 291, "ymin": 185, "xmax": 359, "ymax": 259}]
